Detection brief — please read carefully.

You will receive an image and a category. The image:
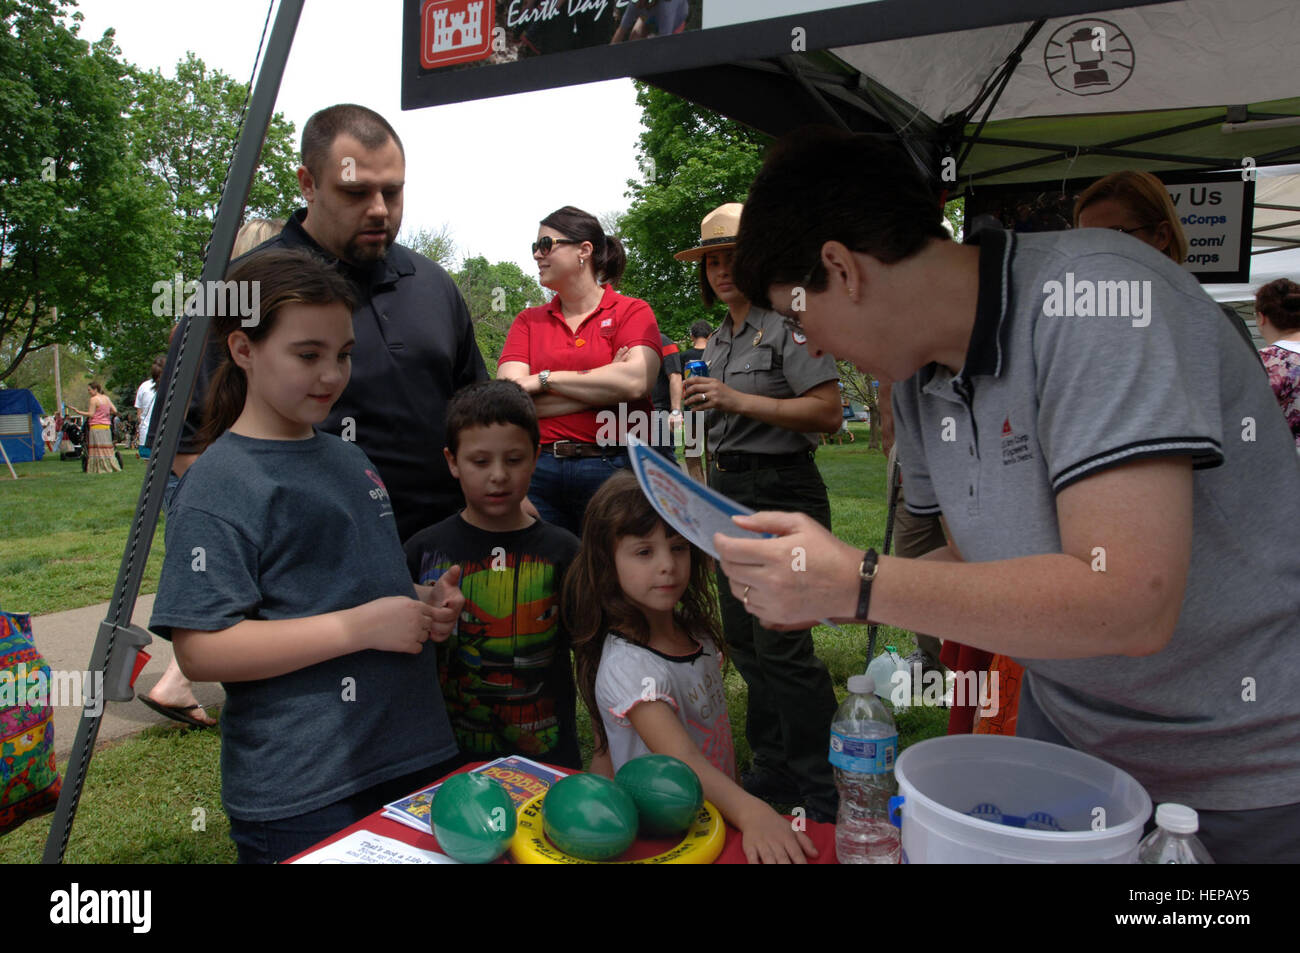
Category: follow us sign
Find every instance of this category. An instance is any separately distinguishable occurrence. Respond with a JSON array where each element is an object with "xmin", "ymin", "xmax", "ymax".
[{"xmin": 1165, "ymin": 175, "xmax": 1253, "ymax": 282}]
